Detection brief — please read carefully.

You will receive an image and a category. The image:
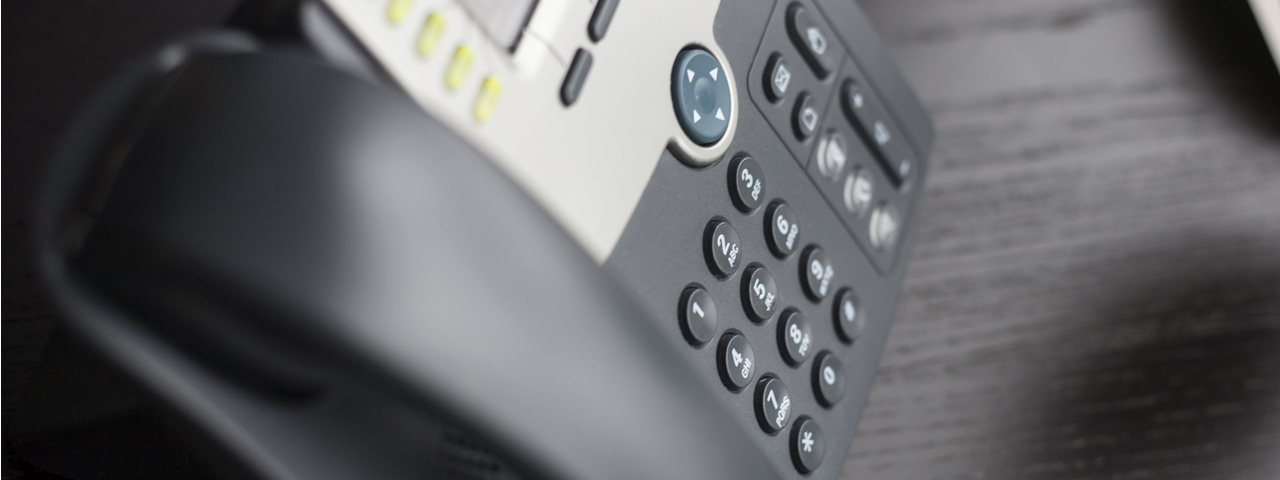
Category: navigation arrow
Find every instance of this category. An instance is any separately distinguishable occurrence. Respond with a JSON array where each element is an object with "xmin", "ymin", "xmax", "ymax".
[
  {"xmin": 692, "ymin": 110, "xmax": 701, "ymax": 123},
  {"xmin": 687, "ymin": 69, "xmax": 695, "ymax": 82},
  {"xmin": 710, "ymin": 67, "xmax": 719, "ymax": 81},
  {"xmin": 715, "ymin": 108, "xmax": 725, "ymax": 121}
]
